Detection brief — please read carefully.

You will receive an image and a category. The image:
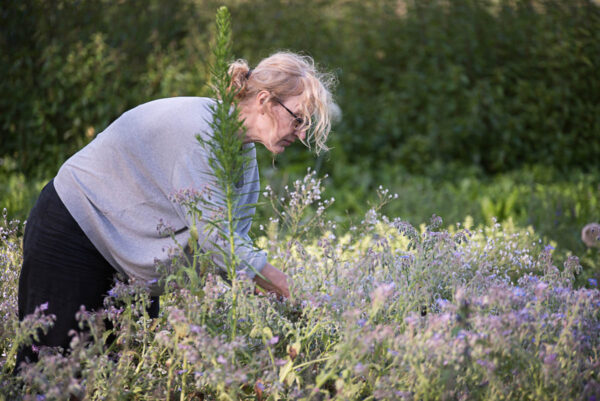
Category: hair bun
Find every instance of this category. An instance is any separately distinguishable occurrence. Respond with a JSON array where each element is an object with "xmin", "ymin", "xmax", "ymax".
[{"xmin": 227, "ymin": 59, "xmax": 252, "ymax": 98}]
